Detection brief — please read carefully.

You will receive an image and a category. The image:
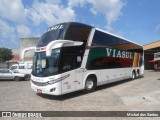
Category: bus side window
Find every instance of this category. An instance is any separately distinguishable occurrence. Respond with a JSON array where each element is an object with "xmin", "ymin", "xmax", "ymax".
[
  {"xmin": 62, "ymin": 55, "xmax": 77, "ymax": 71},
  {"xmin": 27, "ymin": 65, "xmax": 32, "ymax": 69}
]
